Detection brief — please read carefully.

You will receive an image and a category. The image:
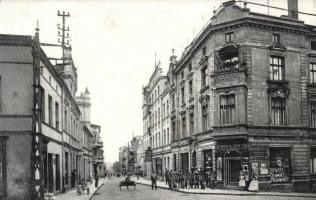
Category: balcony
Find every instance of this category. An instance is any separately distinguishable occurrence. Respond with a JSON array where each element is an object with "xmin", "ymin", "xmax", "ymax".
[{"xmin": 92, "ymin": 141, "xmax": 103, "ymax": 148}]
